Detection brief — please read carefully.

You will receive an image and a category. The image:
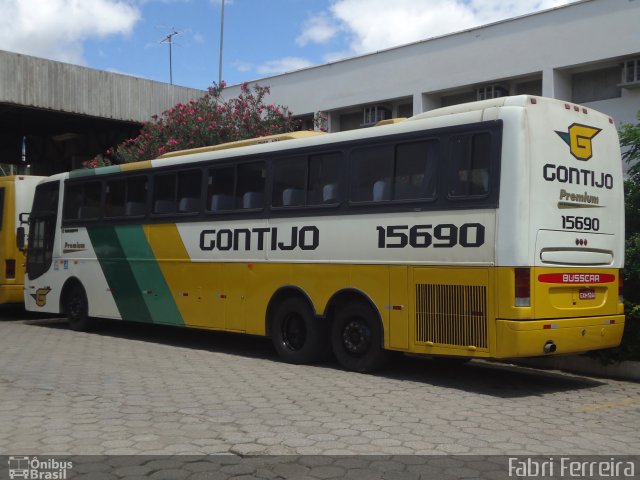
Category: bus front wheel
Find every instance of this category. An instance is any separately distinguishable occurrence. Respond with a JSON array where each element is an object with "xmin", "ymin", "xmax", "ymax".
[
  {"xmin": 65, "ymin": 283, "xmax": 91, "ymax": 331},
  {"xmin": 331, "ymin": 302, "xmax": 390, "ymax": 373},
  {"xmin": 272, "ymin": 297, "xmax": 326, "ymax": 364}
]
